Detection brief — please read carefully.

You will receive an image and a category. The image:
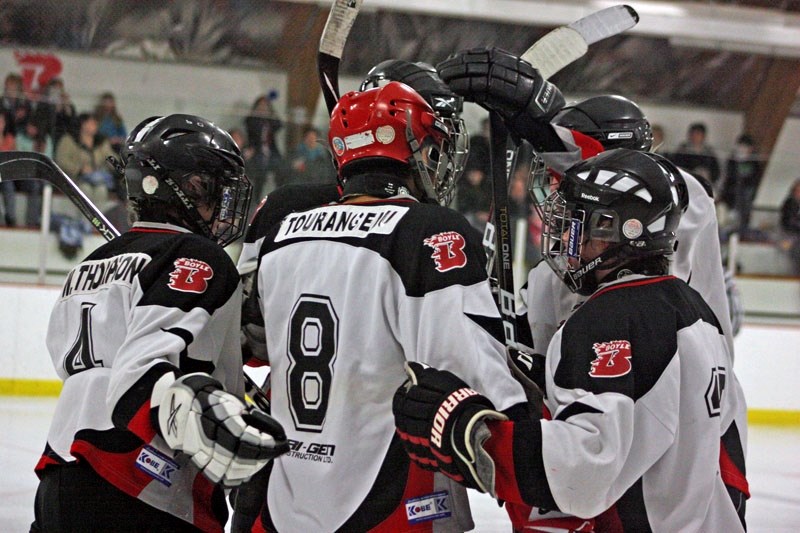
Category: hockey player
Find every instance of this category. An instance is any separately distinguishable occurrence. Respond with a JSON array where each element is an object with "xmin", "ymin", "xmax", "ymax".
[
  {"xmin": 240, "ymin": 81, "xmax": 556, "ymax": 532},
  {"xmin": 31, "ymin": 114, "xmax": 289, "ymax": 532},
  {"xmin": 438, "ymin": 49, "xmax": 748, "ymax": 527},
  {"xmin": 237, "ymin": 58, "xmax": 470, "ymax": 366},
  {"xmin": 394, "ymin": 148, "xmax": 746, "ymax": 532},
  {"xmin": 528, "ymin": 94, "xmax": 737, "ymax": 356},
  {"xmin": 437, "ymin": 49, "xmax": 735, "ymax": 355},
  {"xmin": 231, "ymin": 62, "xmax": 475, "ymax": 532}
]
